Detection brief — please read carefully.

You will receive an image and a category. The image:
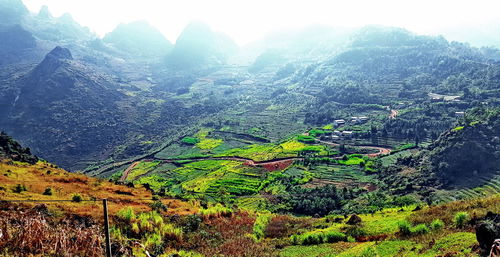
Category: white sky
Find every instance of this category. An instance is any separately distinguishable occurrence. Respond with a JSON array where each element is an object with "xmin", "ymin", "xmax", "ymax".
[{"xmin": 22, "ymin": 0, "xmax": 500, "ymax": 46}]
